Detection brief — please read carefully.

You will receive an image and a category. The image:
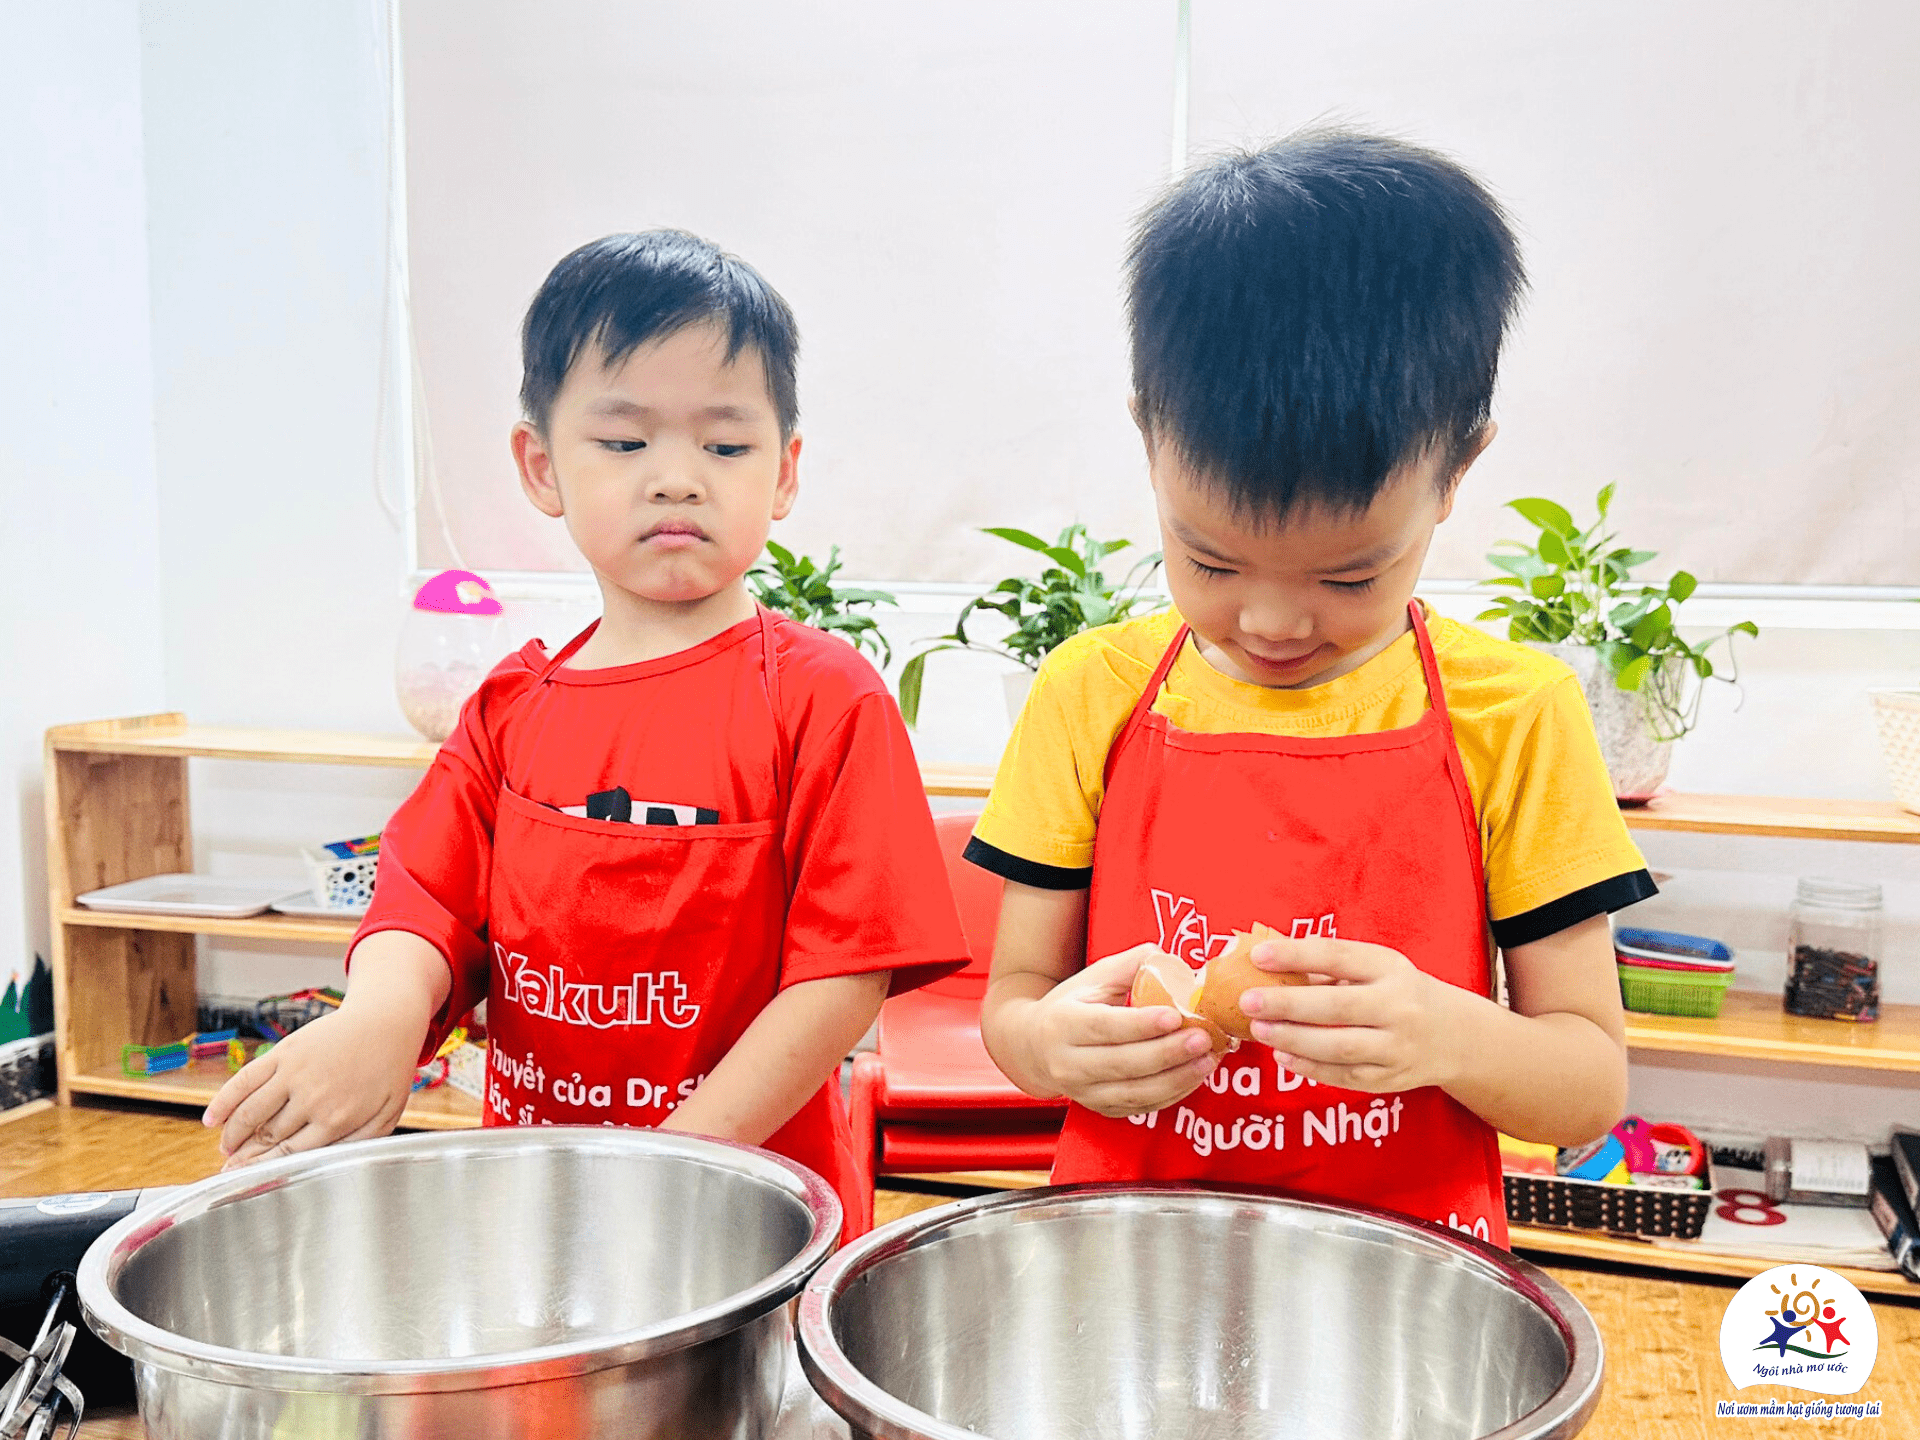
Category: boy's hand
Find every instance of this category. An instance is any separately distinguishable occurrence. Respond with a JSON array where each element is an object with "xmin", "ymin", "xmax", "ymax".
[
  {"xmin": 202, "ymin": 1004, "xmax": 426, "ymax": 1170},
  {"xmin": 1238, "ymin": 935, "xmax": 1471, "ymax": 1093},
  {"xmin": 1013, "ymin": 944, "xmax": 1219, "ymax": 1118}
]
